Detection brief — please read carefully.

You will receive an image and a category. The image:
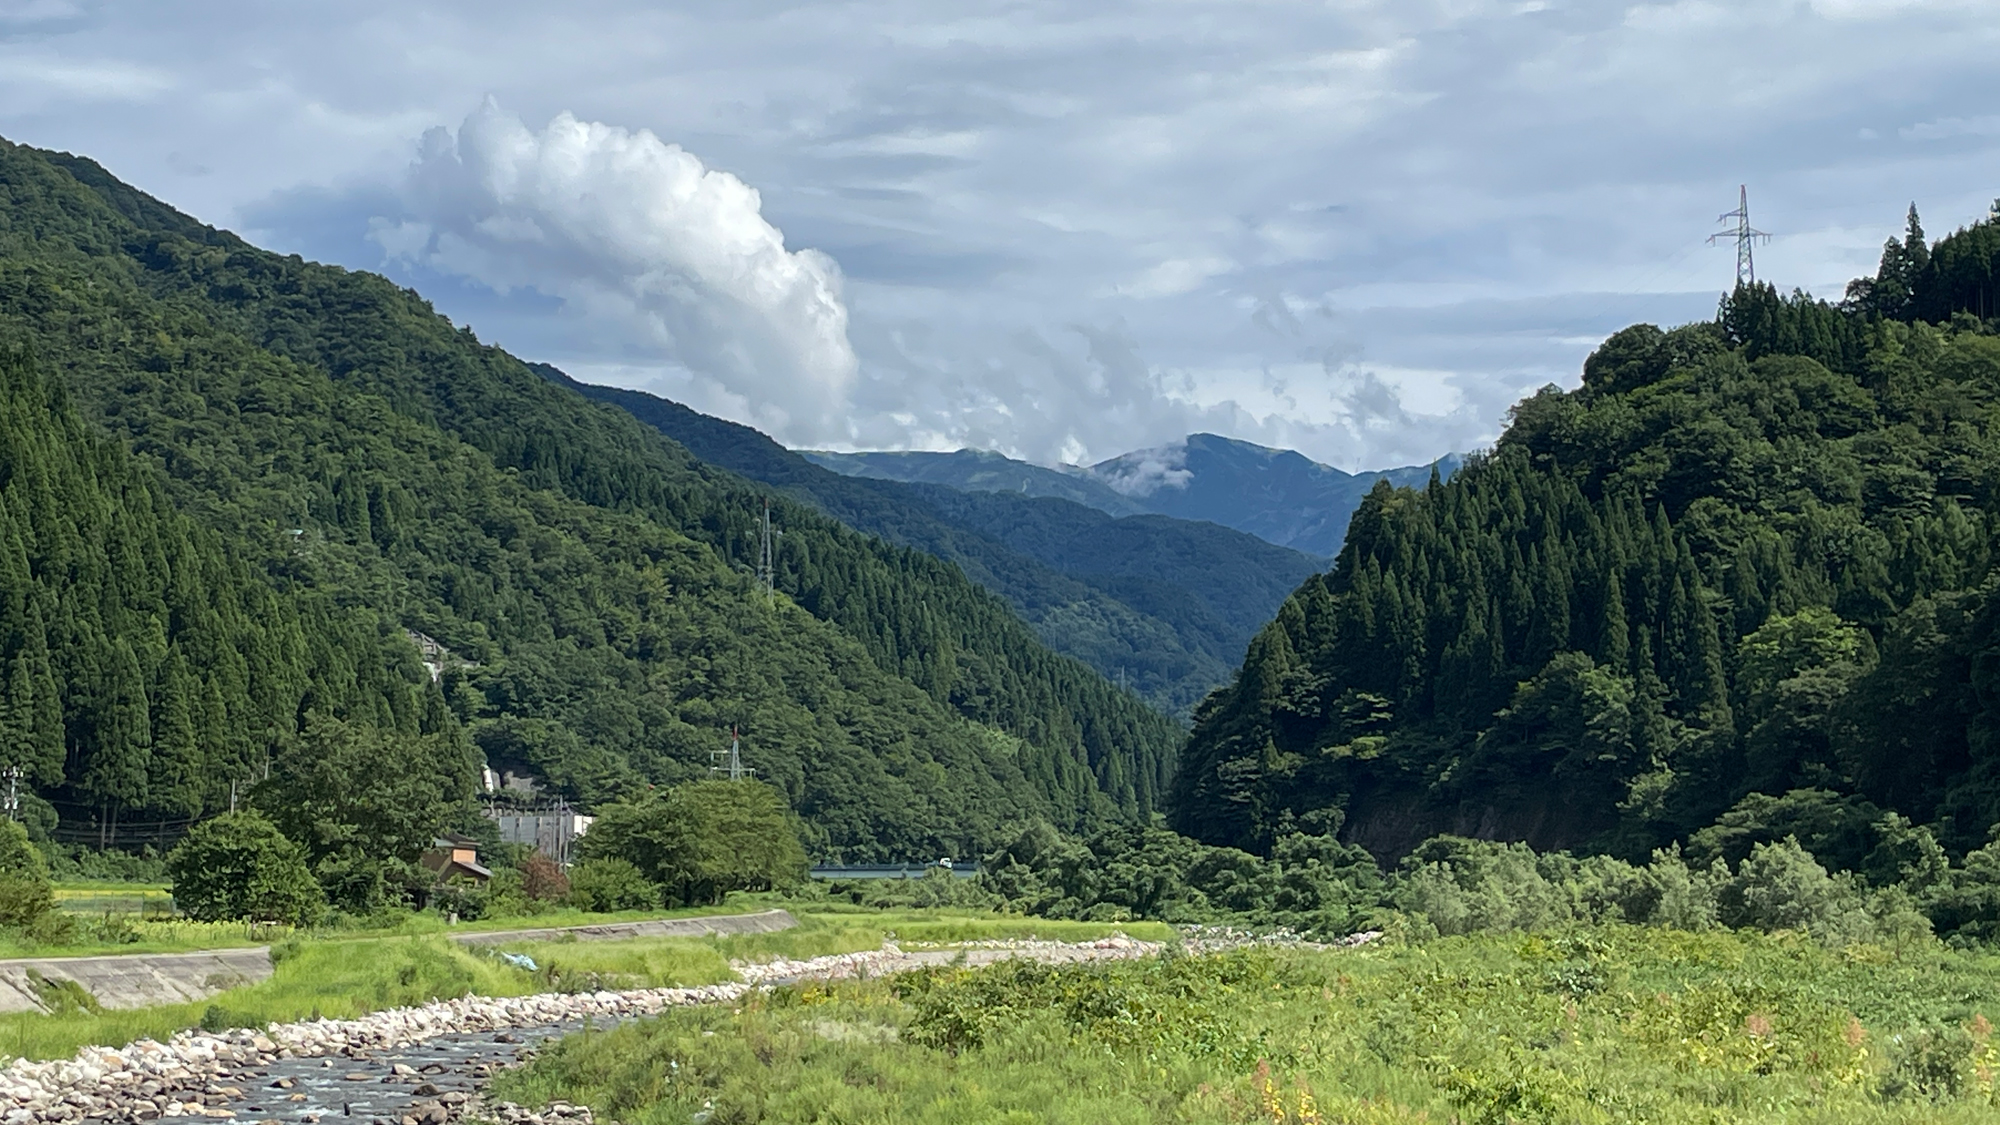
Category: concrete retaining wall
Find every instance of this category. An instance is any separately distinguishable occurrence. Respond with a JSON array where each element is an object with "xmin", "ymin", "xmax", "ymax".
[
  {"xmin": 0, "ymin": 909, "xmax": 799, "ymax": 1013},
  {"xmin": 0, "ymin": 947, "xmax": 273, "ymax": 1013}
]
